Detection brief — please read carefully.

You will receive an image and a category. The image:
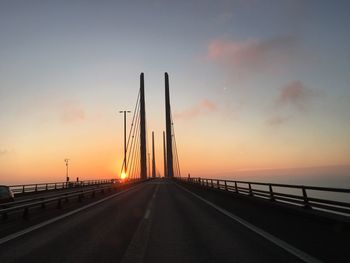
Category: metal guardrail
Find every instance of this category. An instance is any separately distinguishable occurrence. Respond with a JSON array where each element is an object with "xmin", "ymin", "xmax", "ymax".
[
  {"xmin": 9, "ymin": 179, "xmax": 115, "ymax": 195},
  {"xmin": 177, "ymin": 177, "xmax": 350, "ymax": 216},
  {"xmin": 1, "ymin": 179, "xmax": 146, "ymax": 220}
]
